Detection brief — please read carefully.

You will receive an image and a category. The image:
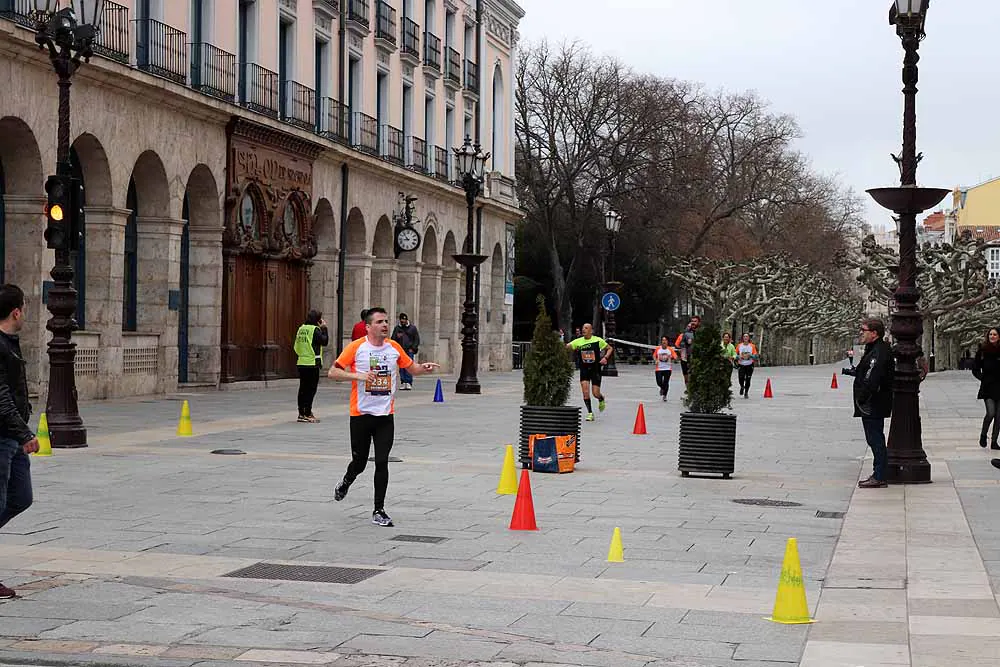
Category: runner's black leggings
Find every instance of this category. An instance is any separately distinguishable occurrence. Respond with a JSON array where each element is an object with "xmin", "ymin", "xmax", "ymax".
[
  {"xmin": 344, "ymin": 414, "xmax": 394, "ymax": 510},
  {"xmin": 983, "ymin": 399, "xmax": 999, "ymax": 444},
  {"xmin": 738, "ymin": 365, "xmax": 754, "ymax": 391},
  {"xmin": 655, "ymin": 370, "xmax": 672, "ymax": 396}
]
